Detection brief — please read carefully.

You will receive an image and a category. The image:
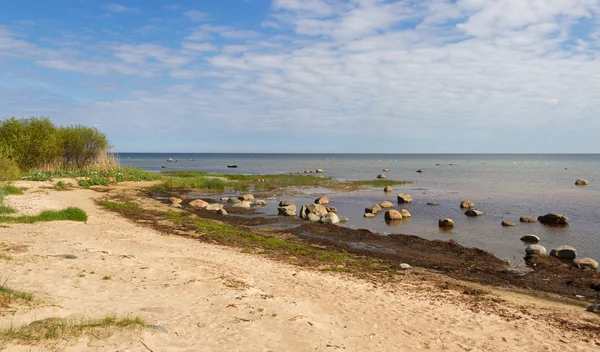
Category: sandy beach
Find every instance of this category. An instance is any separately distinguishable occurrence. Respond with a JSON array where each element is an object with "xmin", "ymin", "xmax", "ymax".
[{"xmin": 0, "ymin": 181, "xmax": 599, "ymax": 351}]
